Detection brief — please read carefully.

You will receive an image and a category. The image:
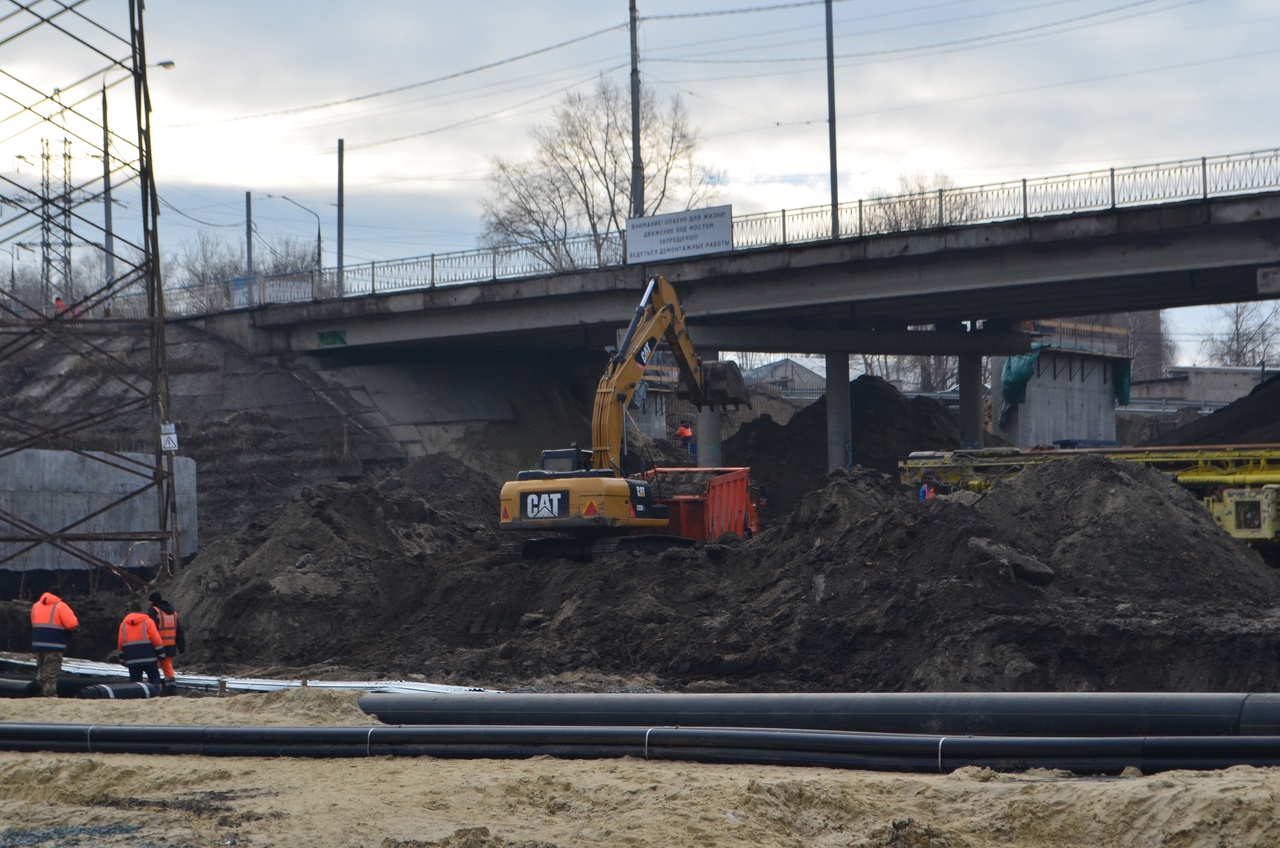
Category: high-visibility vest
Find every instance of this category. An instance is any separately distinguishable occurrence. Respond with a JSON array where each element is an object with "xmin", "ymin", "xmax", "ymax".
[
  {"xmin": 31, "ymin": 597, "xmax": 76, "ymax": 652},
  {"xmin": 151, "ymin": 606, "xmax": 179, "ymax": 647},
  {"xmin": 117, "ymin": 614, "xmax": 163, "ymax": 667}
]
